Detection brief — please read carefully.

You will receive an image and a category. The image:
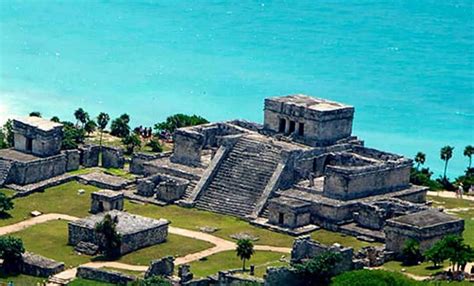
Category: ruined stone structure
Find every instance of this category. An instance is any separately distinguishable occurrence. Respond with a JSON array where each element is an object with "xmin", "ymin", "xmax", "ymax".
[
  {"xmin": 76, "ymin": 266, "xmax": 136, "ymax": 285},
  {"xmin": 102, "ymin": 146, "xmax": 125, "ymax": 169},
  {"xmin": 0, "ymin": 117, "xmax": 80, "ymax": 187},
  {"xmin": 384, "ymin": 209, "xmax": 464, "ymax": 255},
  {"xmin": 68, "ymin": 210, "xmax": 169, "ymax": 255},
  {"xmin": 12, "ymin": 117, "xmax": 63, "ymax": 157},
  {"xmin": 90, "ymin": 190, "xmax": 124, "ymax": 214},
  {"xmin": 20, "ymin": 252, "xmax": 65, "ymax": 278},
  {"xmin": 127, "ymin": 94, "xmax": 461, "ymax": 243}
]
